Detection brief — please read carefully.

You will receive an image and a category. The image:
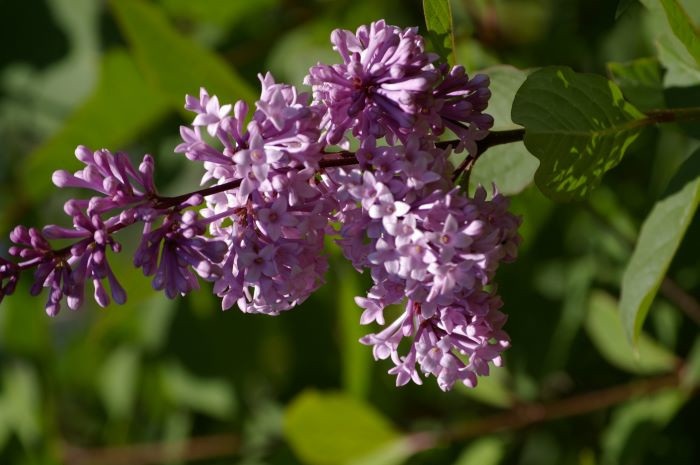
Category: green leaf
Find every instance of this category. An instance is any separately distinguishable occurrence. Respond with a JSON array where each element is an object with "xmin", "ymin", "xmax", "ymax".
[
  {"xmin": 98, "ymin": 346, "xmax": 140, "ymax": 420},
  {"xmin": 20, "ymin": 49, "xmax": 170, "ymax": 203},
  {"xmin": 453, "ymin": 436, "xmax": 508, "ymax": 465},
  {"xmin": 160, "ymin": 361, "xmax": 236, "ymax": 419},
  {"xmin": 607, "ymin": 58, "xmax": 665, "ymax": 111},
  {"xmin": 284, "ymin": 390, "xmax": 400, "ymax": 465},
  {"xmin": 423, "ymin": 0, "xmax": 456, "ymax": 65},
  {"xmin": 110, "ymin": 0, "xmax": 256, "ymax": 109},
  {"xmin": 601, "ymin": 389, "xmax": 686, "ymax": 465},
  {"xmin": 656, "ymin": 34, "xmax": 700, "ymax": 86},
  {"xmin": 616, "ymin": 0, "xmax": 638, "ymax": 19},
  {"xmin": 470, "ymin": 66, "xmax": 538, "ymax": 195},
  {"xmin": 620, "ymin": 148, "xmax": 700, "ymax": 341},
  {"xmin": 349, "ymin": 436, "xmax": 424, "ymax": 465},
  {"xmin": 337, "ymin": 262, "xmax": 371, "ymax": 399},
  {"xmin": 511, "ymin": 66, "xmax": 646, "ymax": 201},
  {"xmin": 658, "ymin": 0, "xmax": 700, "ymax": 66},
  {"xmin": 1, "ymin": 365, "xmax": 42, "ymax": 447},
  {"xmin": 586, "ymin": 291, "xmax": 677, "ymax": 374}
]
